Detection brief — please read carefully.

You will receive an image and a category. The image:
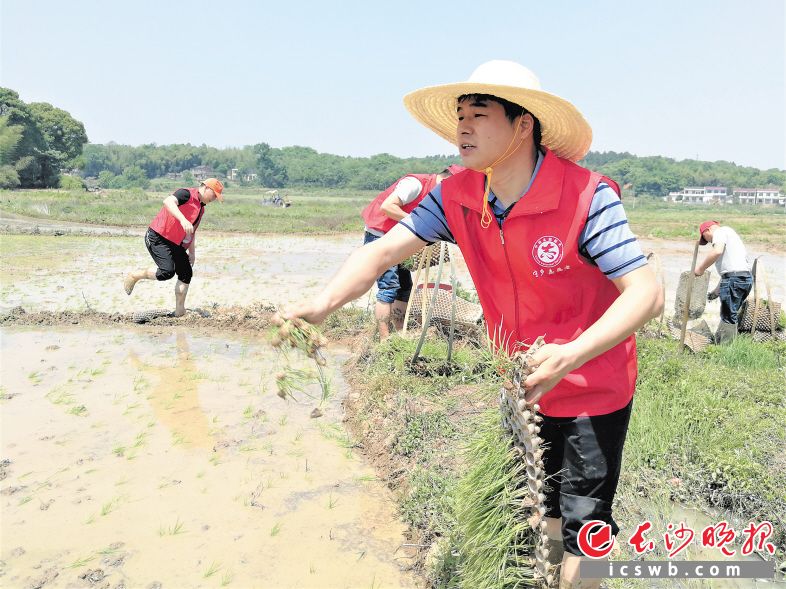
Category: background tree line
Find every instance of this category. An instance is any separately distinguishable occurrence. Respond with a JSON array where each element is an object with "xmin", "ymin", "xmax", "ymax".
[
  {"xmin": 2, "ymin": 85, "xmax": 784, "ymax": 195},
  {"xmin": 81, "ymin": 142, "xmax": 786, "ymax": 196},
  {"xmin": 0, "ymin": 88, "xmax": 88, "ymax": 189}
]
